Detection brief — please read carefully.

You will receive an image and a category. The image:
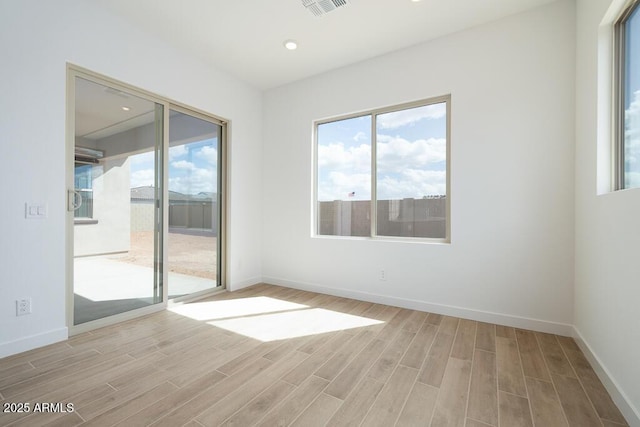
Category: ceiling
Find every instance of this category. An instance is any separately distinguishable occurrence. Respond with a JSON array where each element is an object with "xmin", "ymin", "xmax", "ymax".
[
  {"xmin": 75, "ymin": 77, "xmax": 155, "ymax": 139},
  {"xmin": 93, "ymin": 0, "xmax": 558, "ymax": 90}
]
